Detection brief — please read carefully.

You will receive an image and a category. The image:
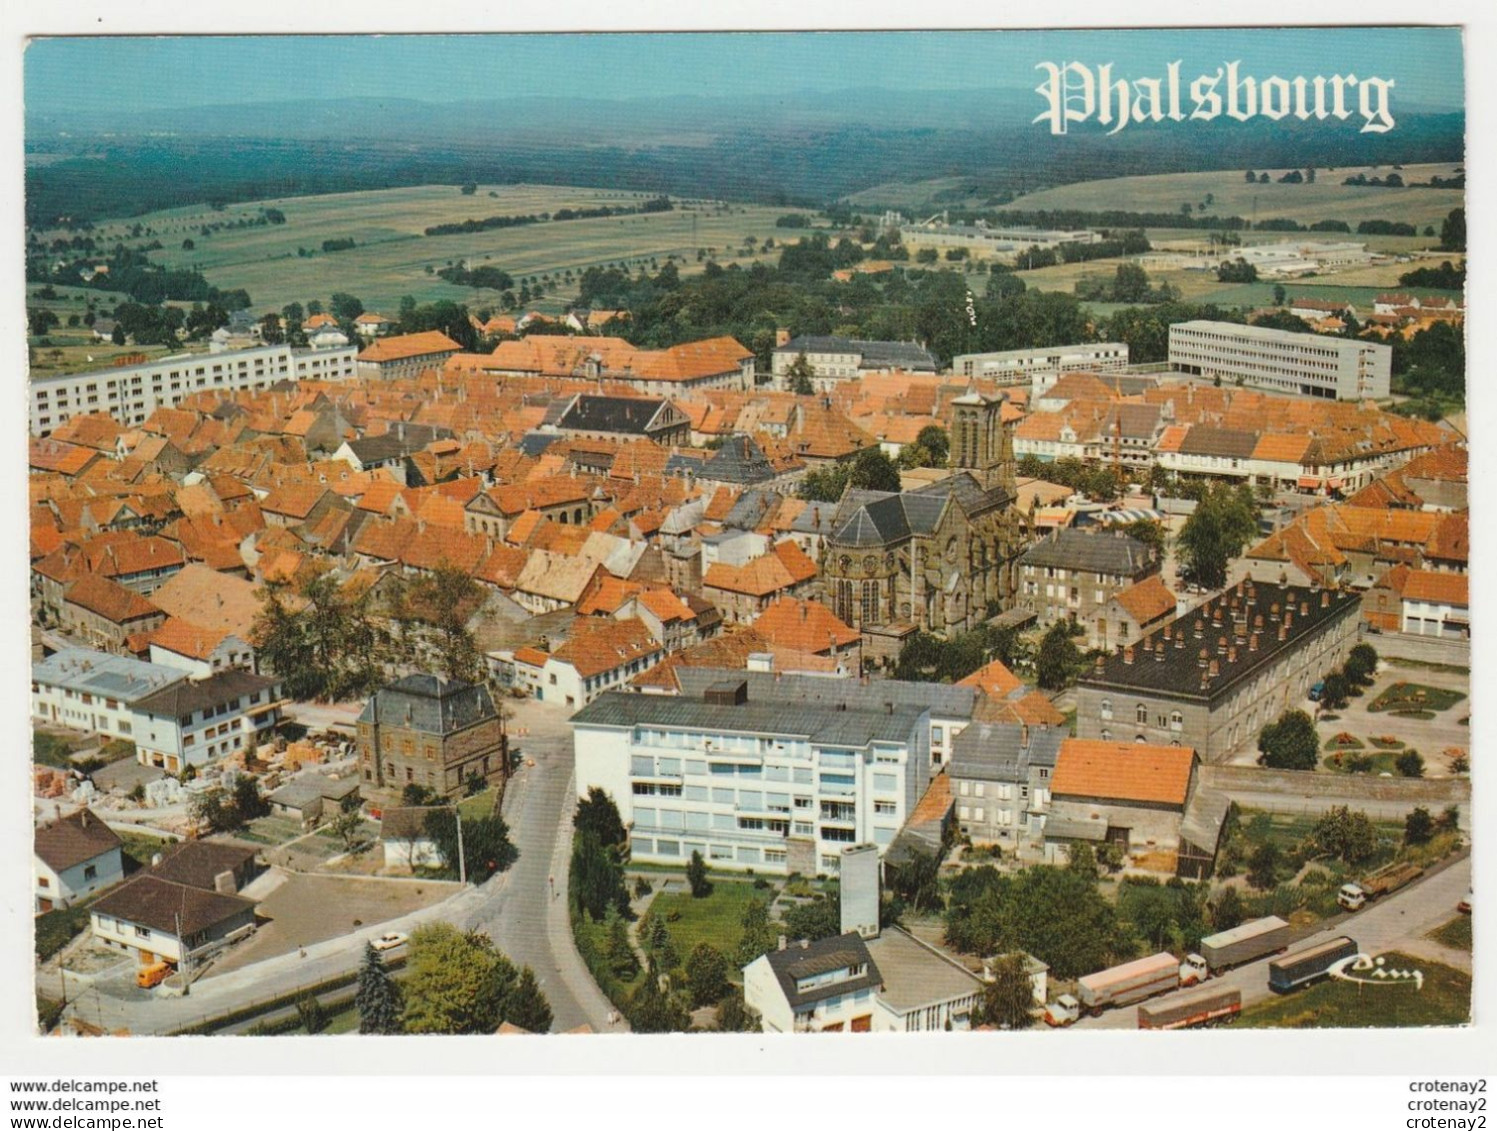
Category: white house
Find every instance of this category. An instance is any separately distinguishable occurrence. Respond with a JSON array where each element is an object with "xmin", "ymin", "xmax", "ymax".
[
  {"xmin": 510, "ymin": 618, "xmax": 667, "ymax": 711},
  {"xmin": 88, "ymin": 875, "xmax": 256, "ymax": 966},
  {"xmin": 34, "ymin": 808, "xmax": 125, "ymax": 913},
  {"xmin": 31, "ymin": 648, "xmax": 184, "ymax": 742},
  {"xmin": 1400, "ymin": 570, "xmax": 1469, "ymax": 638},
  {"xmin": 131, "ymin": 669, "xmax": 283, "ymax": 772}
]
